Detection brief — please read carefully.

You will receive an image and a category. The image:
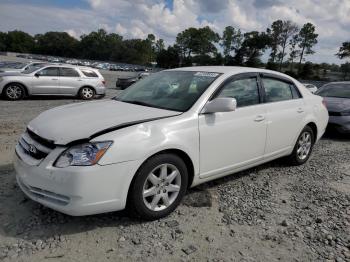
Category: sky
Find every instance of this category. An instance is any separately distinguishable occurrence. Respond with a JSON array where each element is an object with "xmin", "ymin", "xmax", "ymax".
[{"xmin": 0, "ymin": 0, "xmax": 349, "ymax": 64}]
